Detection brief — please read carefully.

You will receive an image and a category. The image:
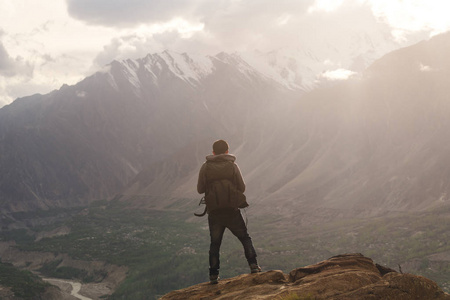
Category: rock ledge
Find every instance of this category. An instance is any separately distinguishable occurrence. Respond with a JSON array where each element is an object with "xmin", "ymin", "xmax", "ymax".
[{"xmin": 160, "ymin": 253, "xmax": 450, "ymax": 300}]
